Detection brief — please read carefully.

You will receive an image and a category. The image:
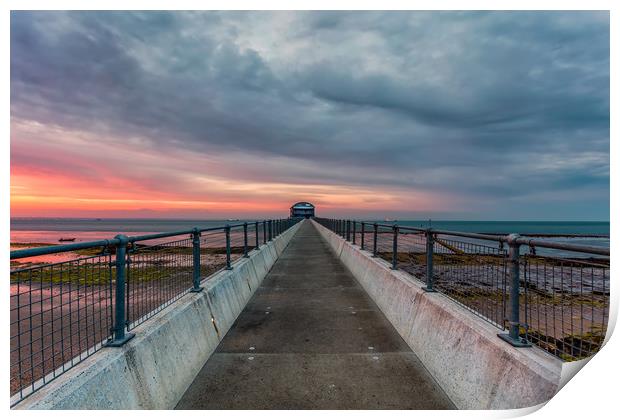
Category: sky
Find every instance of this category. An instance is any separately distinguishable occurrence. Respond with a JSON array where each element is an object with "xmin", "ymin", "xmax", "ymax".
[{"xmin": 10, "ymin": 11, "xmax": 610, "ymax": 220}]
